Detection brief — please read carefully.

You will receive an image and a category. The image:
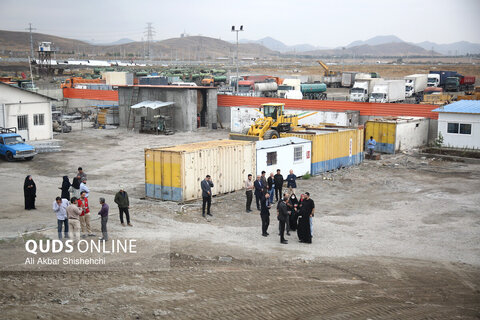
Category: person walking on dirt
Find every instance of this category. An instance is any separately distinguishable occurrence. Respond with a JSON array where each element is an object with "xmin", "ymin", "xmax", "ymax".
[
  {"xmin": 245, "ymin": 174, "xmax": 254, "ymax": 212},
  {"xmin": 70, "ymin": 175, "xmax": 81, "ymax": 199},
  {"xmin": 53, "ymin": 197, "xmax": 69, "ymax": 239},
  {"xmin": 23, "ymin": 175, "xmax": 36, "ymax": 210},
  {"xmin": 277, "ymin": 195, "xmax": 289, "ymax": 244},
  {"xmin": 267, "ymin": 172, "xmax": 275, "ymax": 204},
  {"xmin": 59, "ymin": 176, "xmax": 71, "ymax": 201},
  {"xmin": 260, "ymin": 171, "xmax": 267, "ymax": 191},
  {"xmin": 286, "ymin": 169, "xmax": 297, "ymax": 195},
  {"xmin": 77, "ymin": 191, "xmax": 94, "ymax": 237},
  {"xmin": 67, "ymin": 197, "xmax": 82, "ymax": 240},
  {"xmin": 254, "ymin": 175, "xmax": 264, "ymax": 211},
  {"xmin": 302, "ymin": 192, "xmax": 315, "ymax": 238},
  {"xmin": 80, "ymin": 179, "xmax": 89, "ymax": 198},
  {"xmin": 98, "ymin": 197, "xmax": 109, "ymax": 241},
  {"xmin": 367, "ymin": 136, "xmax": 376, "ymax": 158},
  {"xmin": 274, "ymin": 169, "xmax": 284, "ymax": 202},
  {"xmin": 77, "ymin": 167, "xmax": 87, "ymax": 181},
  {"xmin": 260, "ymin": 192, "xmax": 271, "ymax": 237},
  {"xmin": 201, "ymin": 175, "xmax": 214, "ymax": 217},
  {"xmin": 114, "ymin": 186, "xmax": 132, "ymax": 227}
]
